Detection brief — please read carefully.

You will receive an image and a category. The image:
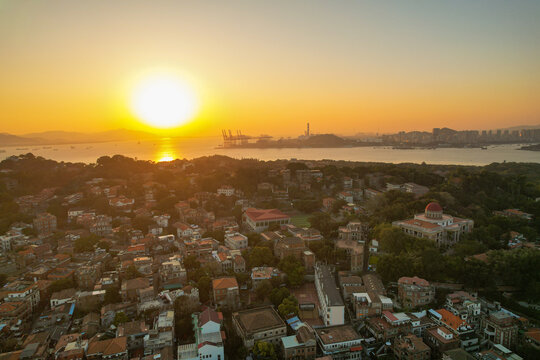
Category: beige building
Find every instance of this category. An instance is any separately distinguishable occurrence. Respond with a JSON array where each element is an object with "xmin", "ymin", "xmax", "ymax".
[
  {"xmin": 392, "ymin": 202, "xmax": 473, "ymax": 246},
  {"xmin": 232, "ymin": 306, "xmax": 287, "ymax": 348}
]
